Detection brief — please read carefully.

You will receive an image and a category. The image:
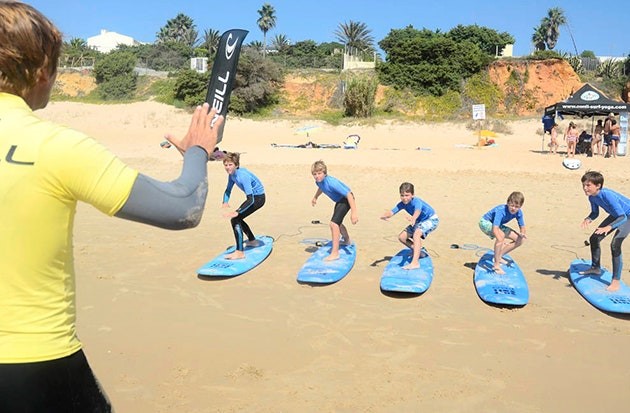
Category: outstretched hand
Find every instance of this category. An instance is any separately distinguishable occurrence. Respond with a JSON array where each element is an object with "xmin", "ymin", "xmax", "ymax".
[{"xmin": 164, "ymin": 103, "xmax": 224, "ymax": 156}]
